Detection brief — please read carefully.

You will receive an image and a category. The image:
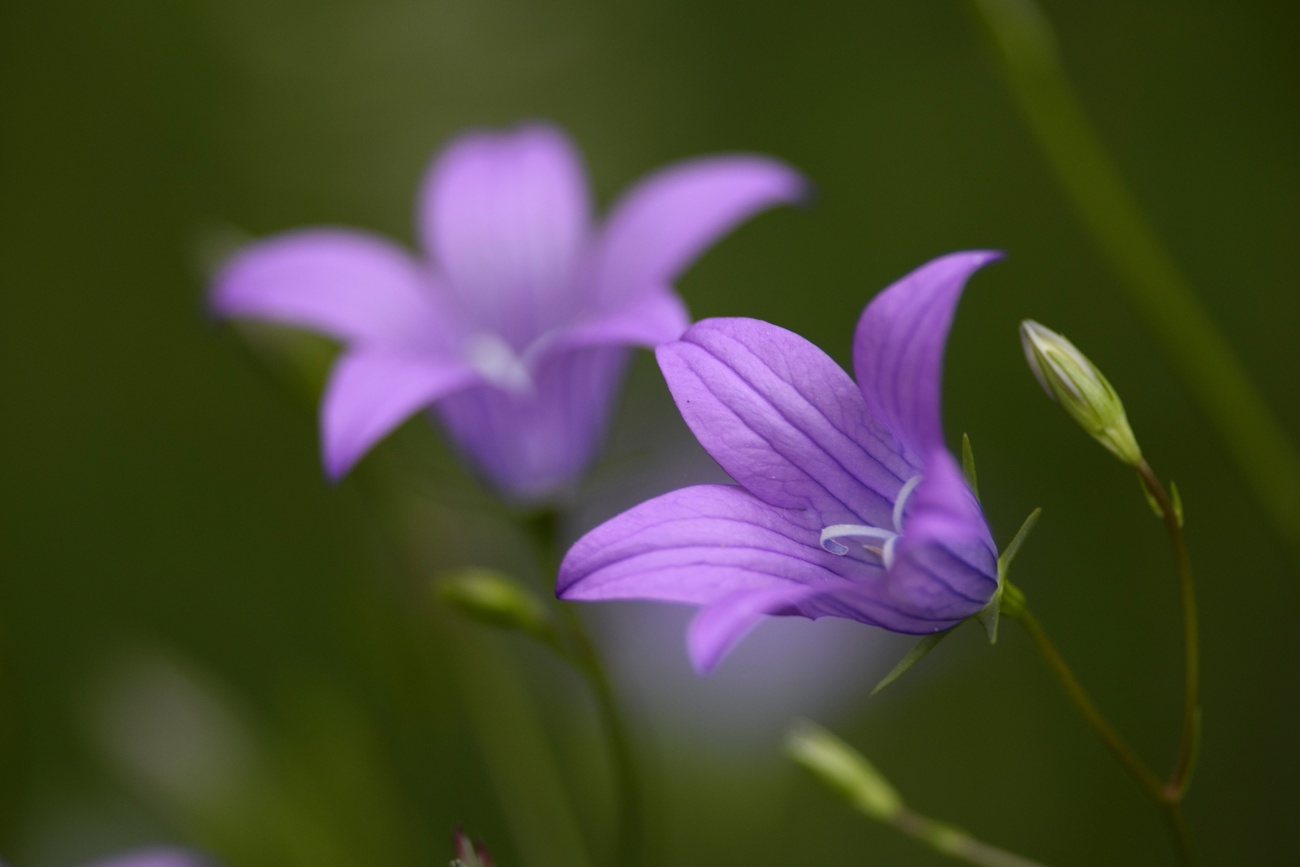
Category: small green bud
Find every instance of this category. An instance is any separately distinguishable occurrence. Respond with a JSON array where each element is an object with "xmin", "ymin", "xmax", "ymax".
[
  {"xmin": 785, "ymin": 720, "xmax": 905, "ymax": 821},
  {"xmin": 438, "ymin": 569, "xmax": 554, "ymax": 641},
  {"xmin": 1020, "ymin": 320, "xmax": 1143, "ymax": 466}
]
